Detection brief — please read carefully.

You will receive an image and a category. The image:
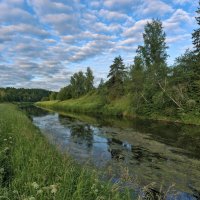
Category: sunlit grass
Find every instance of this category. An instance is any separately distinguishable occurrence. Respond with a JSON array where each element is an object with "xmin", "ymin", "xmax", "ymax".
[
  {"xmin": 0, "ymin": 103, "xmax": 132, "ymax": 200},
  {"xmin": 36, "ymin": 92, "xmax": 200, "ymax": 125},
  {"xmin": 36, "ymin": 92, "xmax": 132, "ymax": 117}
]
